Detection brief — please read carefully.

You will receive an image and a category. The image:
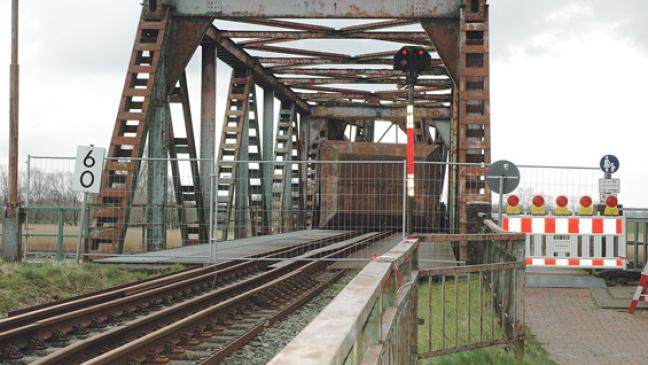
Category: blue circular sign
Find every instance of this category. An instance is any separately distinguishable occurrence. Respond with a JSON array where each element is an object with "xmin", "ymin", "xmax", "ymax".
[{"xmin": 600, "ymin": 155, "xmax": 620, "ymax": 174}]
